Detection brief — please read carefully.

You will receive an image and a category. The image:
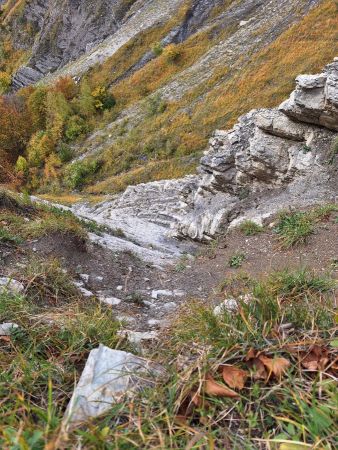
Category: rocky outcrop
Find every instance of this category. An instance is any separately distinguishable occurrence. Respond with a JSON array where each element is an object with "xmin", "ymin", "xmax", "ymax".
[
  {"xmin": 174, "ymin": 59, "xmax": 338, "ymax": 240},
  {"xmin": 68, "ymin": 60, "xmax": 337, "ymax": 261},
  {"xmin": 280, "ymin": 59, "xmax": 338, "ymax": 131},
  {"xmin": 10, "ymin": 0, "xmax": 185, "ymax": 88}
]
